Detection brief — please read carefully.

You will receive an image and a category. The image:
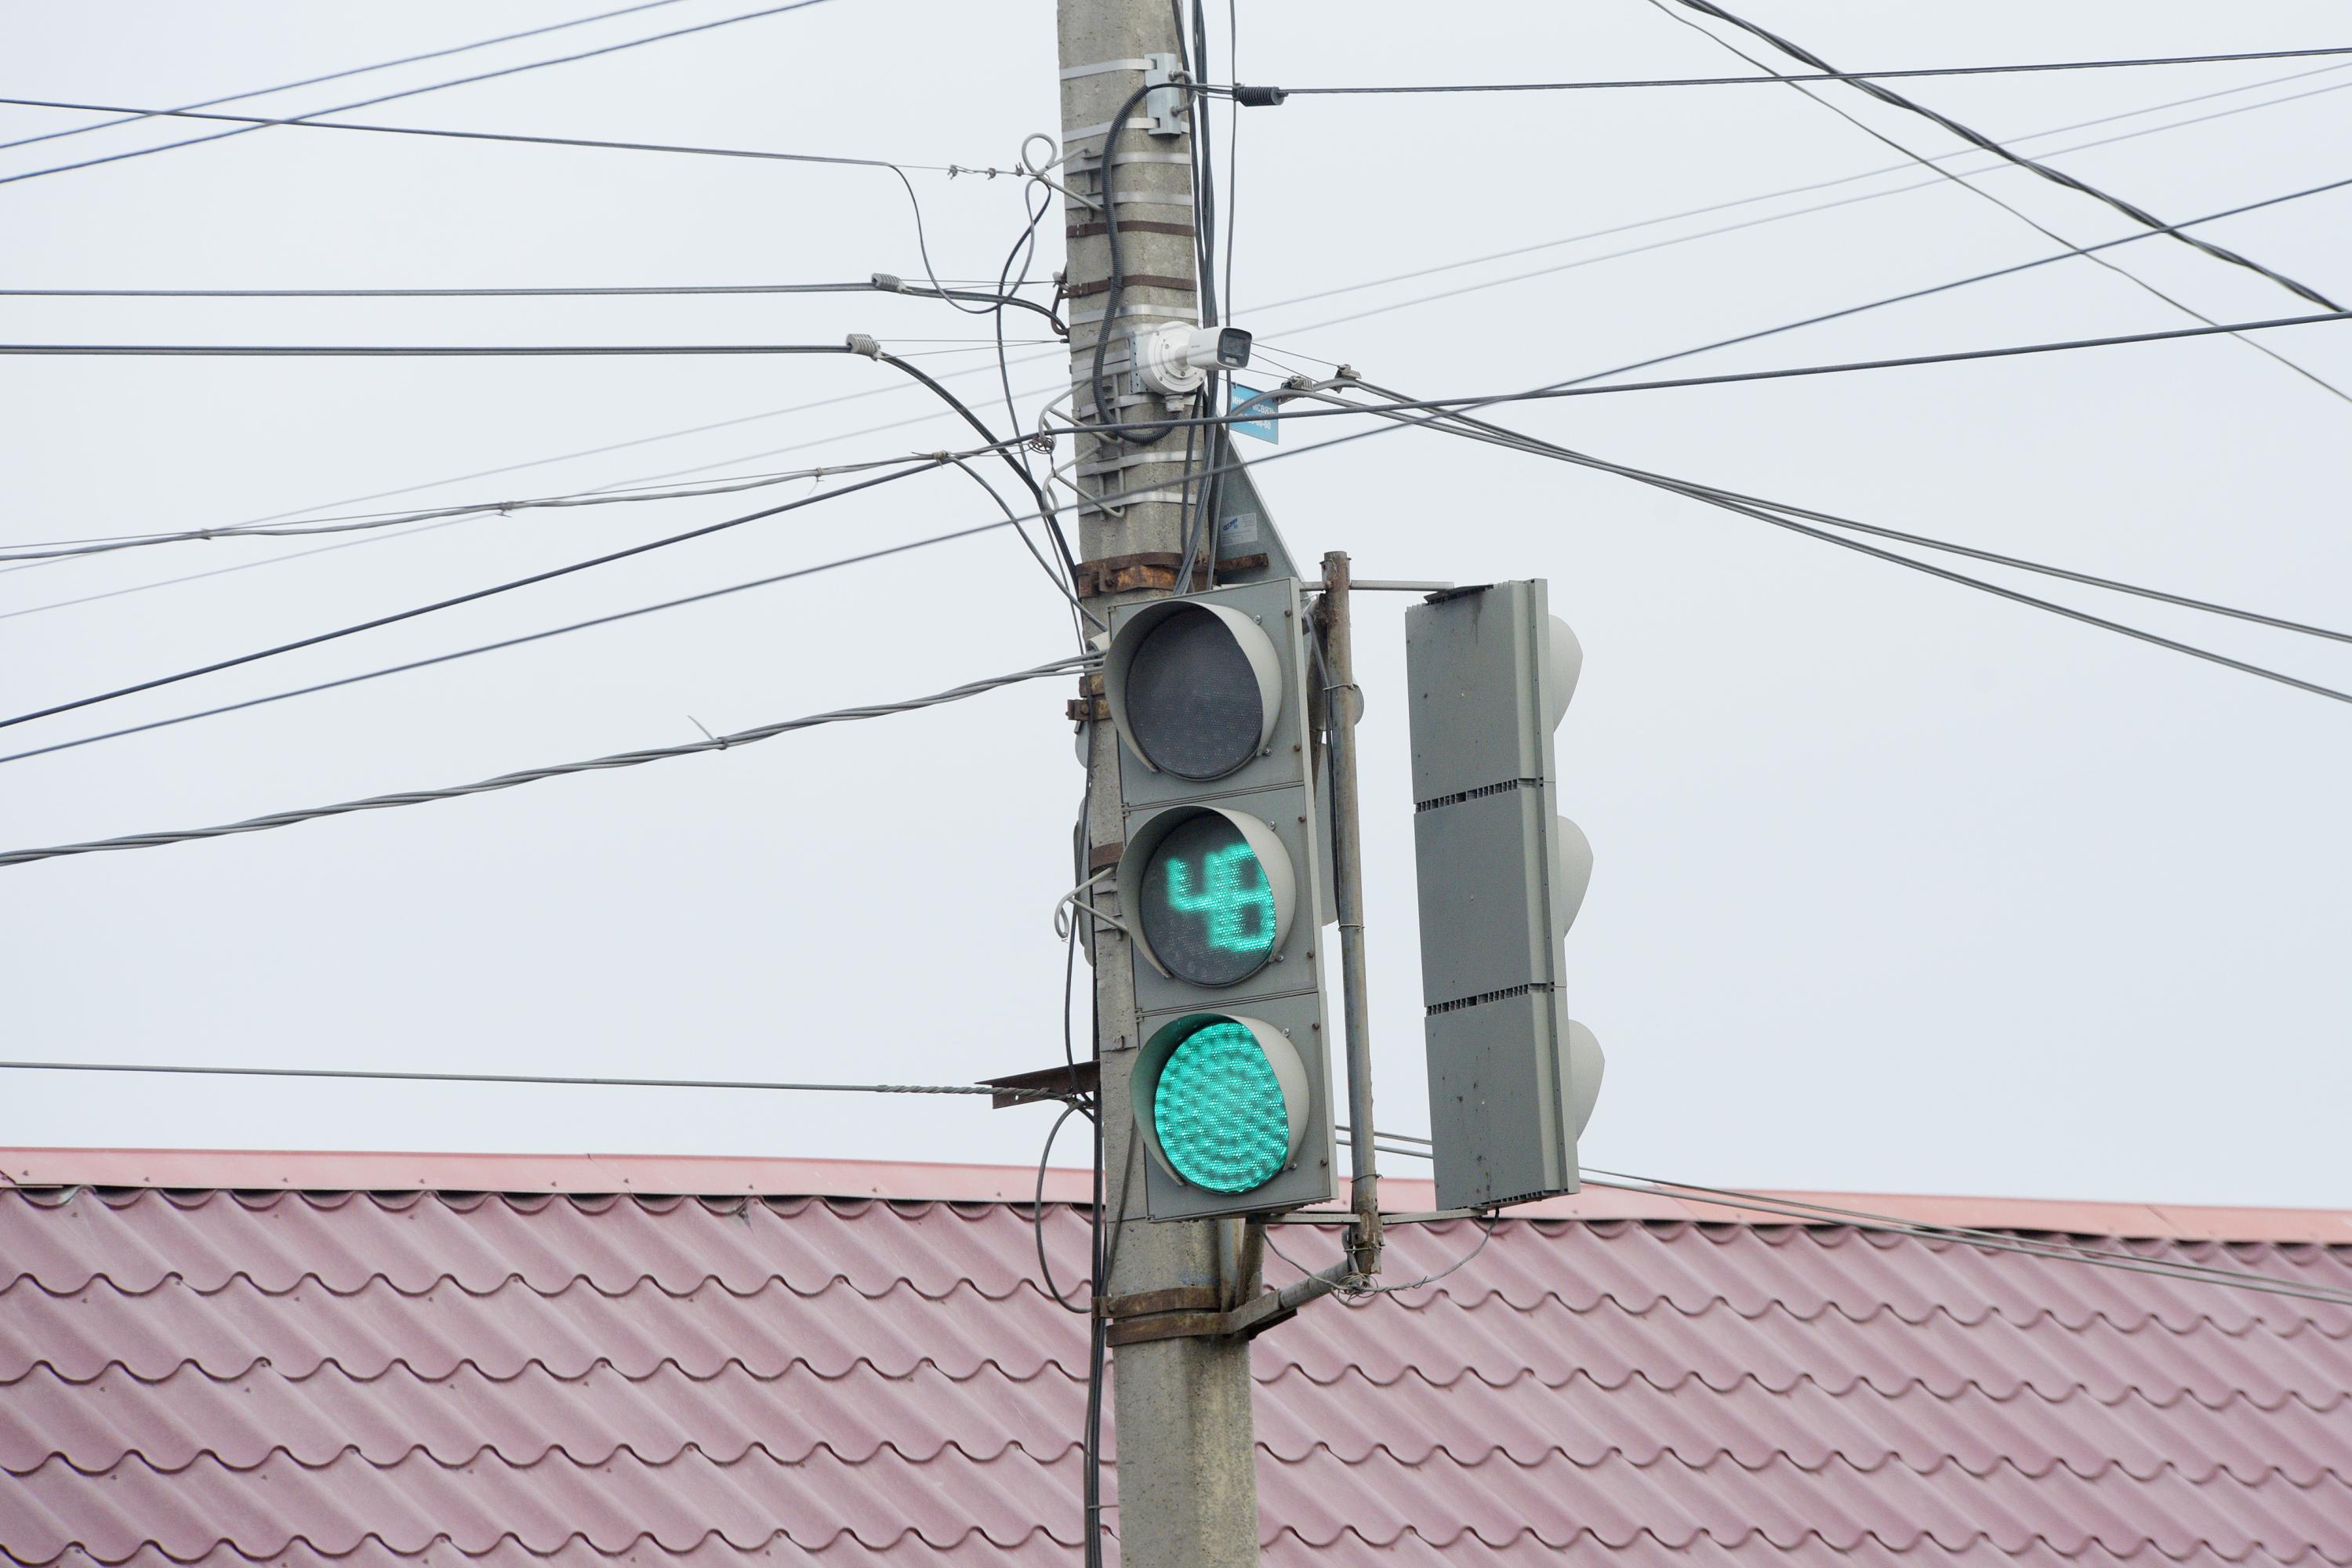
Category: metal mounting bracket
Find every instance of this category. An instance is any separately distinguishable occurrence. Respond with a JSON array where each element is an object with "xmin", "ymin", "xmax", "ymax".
[
  {"xmin": 1098, "ymin": 1283, "xmax": 1301, "ymax": 1345},
  {"xmin": 1143, "ymin": 53, "xmax": 1186, "ymax": 136}
]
